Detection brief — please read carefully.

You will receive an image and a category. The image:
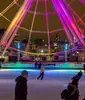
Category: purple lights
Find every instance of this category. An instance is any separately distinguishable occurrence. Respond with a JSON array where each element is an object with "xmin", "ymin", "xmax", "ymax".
[
  {"xmin": 44, "ymin": 0, "xmax": 51, "ymax": 53},
  {"xmin": 80, "ymin": 0, "xmax": 85, "ymax": 5},
  {"xmin": 0, "ymin": 0, "xmax": 85, "ymax": 57},
  {"xmin": 0, "ymin": 0, "xmax": 33, "ymax": 57},
  {"xmin": 52, "ymin": 0, "xmax": 85, "ymax": 46}
]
